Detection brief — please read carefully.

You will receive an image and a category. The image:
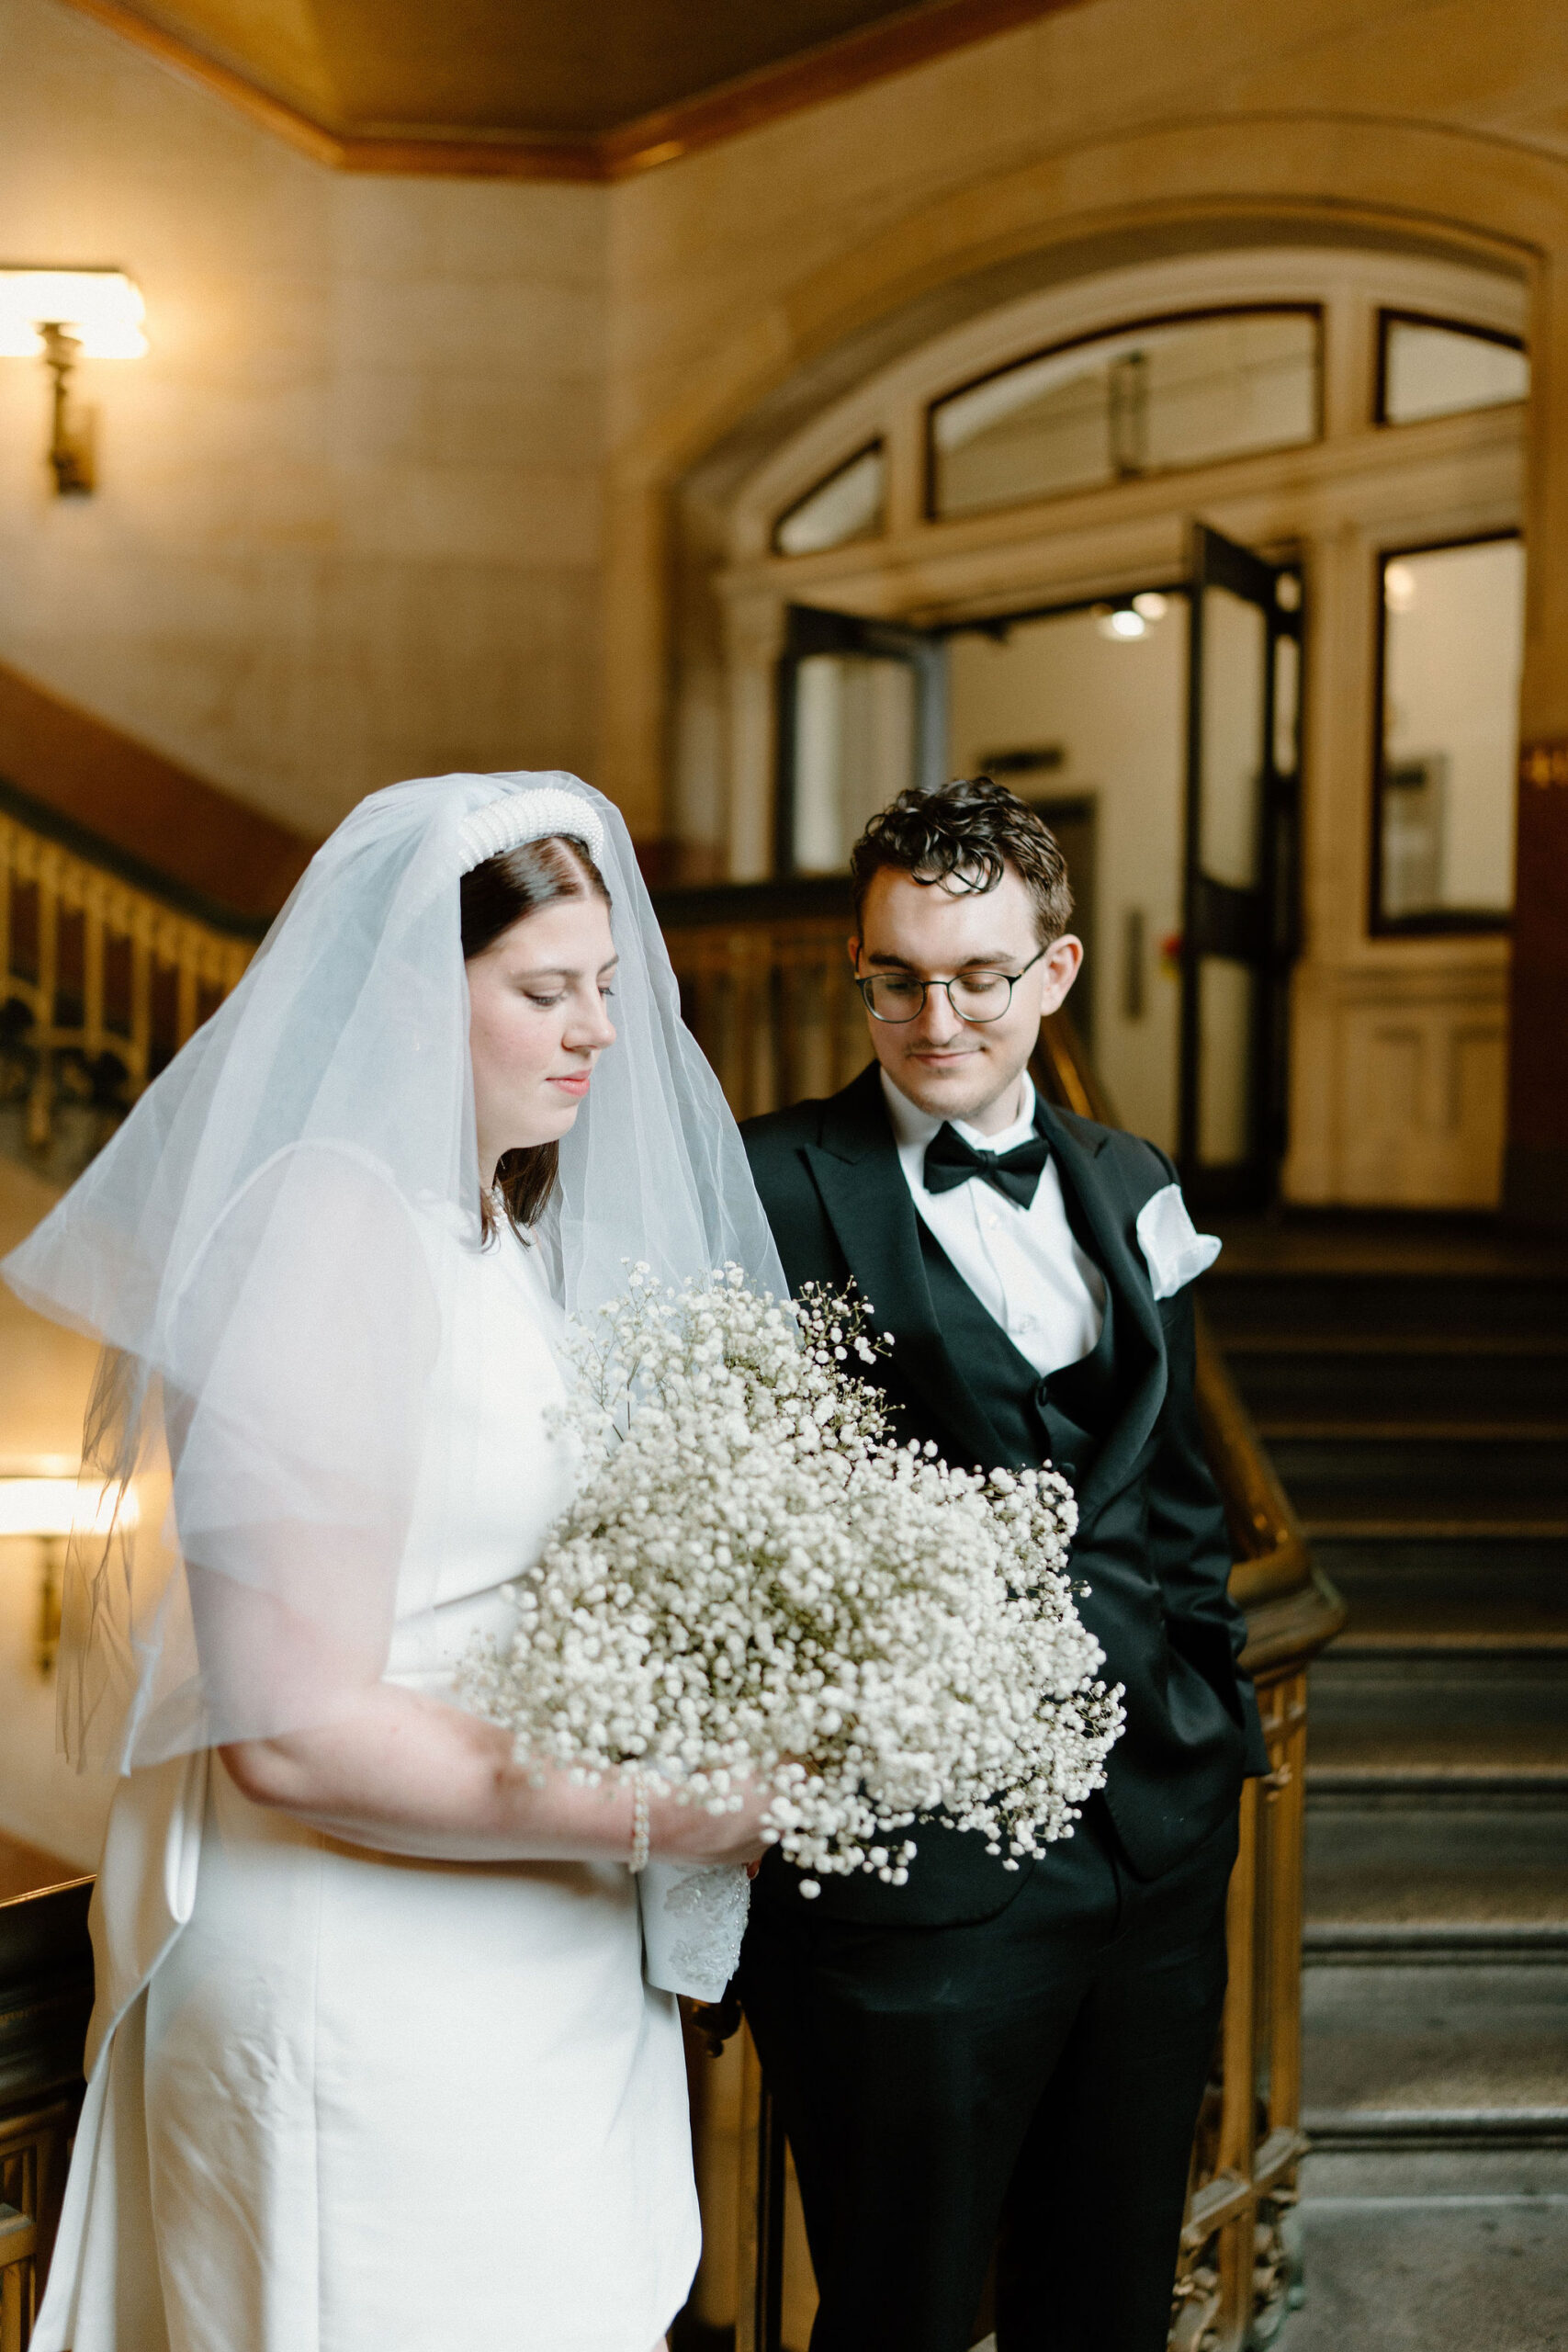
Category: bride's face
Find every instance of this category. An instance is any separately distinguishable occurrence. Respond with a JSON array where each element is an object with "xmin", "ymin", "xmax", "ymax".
[{"xmin": 467, "ymin": 892, "xmax": 618, "ymax": 1181}]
